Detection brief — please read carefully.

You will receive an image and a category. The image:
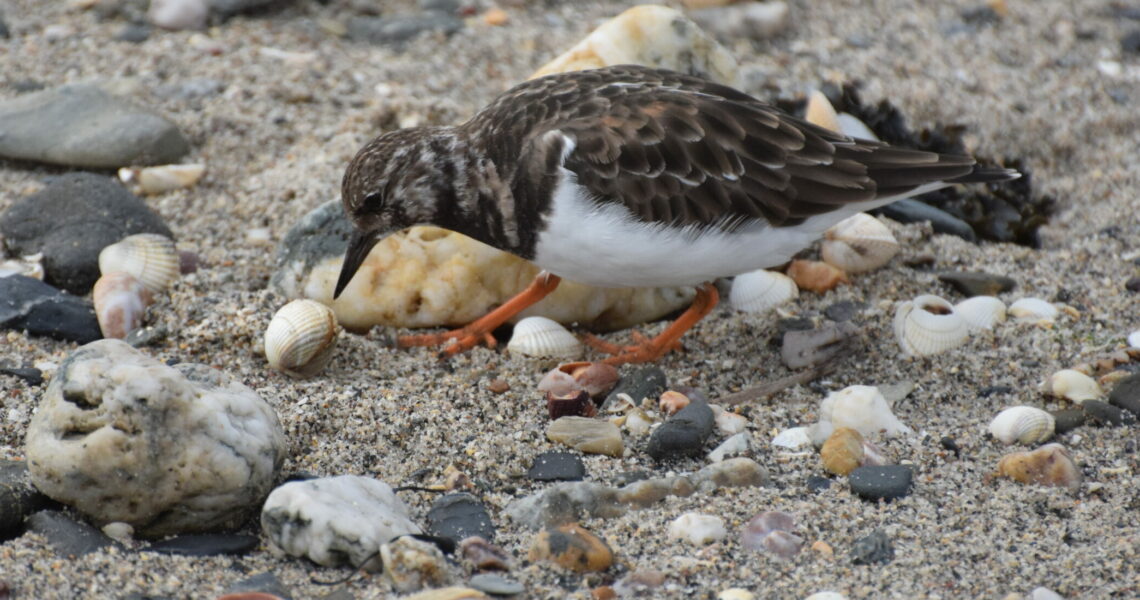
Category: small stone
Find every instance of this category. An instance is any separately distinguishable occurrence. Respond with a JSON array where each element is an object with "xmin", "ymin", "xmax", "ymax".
[
  {"xmin": 148, "ymin": 0, "xmax": 209, "ymax": 29},
  {"xmin": 382, "ymin": 535, "xmax": 453, "ymax": 593},
  {"xmin": 823, "ymin": 300, "xmax": 865, "ymax": 322},
  {"xmin": 547, "ymin": 417, "xmax": 623, "ymax": 457},
  {"xmin": 937, "ymin": 271, "xmax": 1017, "ymax": 297},
  {"xmin": 707, "ymin": 432, "xmax": 750, "ymax": 463},
  {"xmin": 468, "ymin": 573, "xmax": 524, "ymax": 596},
  {"xmin": 1125, "ymin": 276, "xmax": 1140, "ymax": 293},
  {"xmin": 346, "ymin": 14, "xmax": 464, "ymax": 46},
  {"xmin": 848, "ymin": 465, "xmax": 914, "ymax": 501},
  {"xmin": 602, "ymin": 366, "xmax": 666, "ymax": 410},
  {"xmin": 667, "ymin": 512, "xmax": 727, "ymax": 545},
  {"xmin": 26, "ymin": 510, "xmax": 120, "ymax": 557},
  {"xmin": 689, "ymin": 1, "xmax": 789, "ymax": 41},
  {"xmin": 0, "ymin": 276, "xmax": 101, "ymax": 343},
  {"xmin": 482, "ymin": 7, "xmax": 508, "ymax": 26},
  {"xmin": 261, "ymin": 476, "xmax": 421, "ymax": 569},
  {"xmin": 527, "ymin": 523, "xmax": 613, "ymax": 573},
  {"xmin": 995, "ymin": 443, "xmax": 1081, "ymax": 492},
  {"xmin": 527, "ymin": 451, "xmax": 586, "ymax": 482},
  {"xmin": 114, "ymin": 23, "xmax": 151, "ymax": 43},
  {"xmin": 850, "ymin": 529, "xmax": 894, "ymax": 565},
  {"xmin": 486, "ymin": 378, "xmax": 509, "ymax": 394},
  {"xmin": 145, "ymin": 534, "xmax": 259, "ymax": 556},
  {"xmin": 427, "ymin": 493, "xmax": 496, "ymax": 544},
  {"xmin": 717, "ymin": 589, "xmax": 755, "ymax": 600},
  {"xmin": 645, "ymin": 395, "xmax": 714, "ymax": 460},
  {"xmin": 772, "ymin": 426, "xmax": 812, "ymax": 449},
  {"xmin": 0, "ymin": 366, "xmax": 44, "ymax": 386},
  {"xmin": 612, "ymin": 570, "xmax": 666, "ymax": 597},
  {"xmin": 0, "ymin": 84, "xmax": 190, "ymax": 168},
  {"xmin": 1123, "ymin": 29, "xmax": 1140, "ymax": 54},
  {"xmin": 781, "ymin": 322, "xmax": 860, "ymax": 369},
  {"xmin": 0, "ymin": 460, "xmax": 51, "ymax": 542},
  {"xmin": 459, "ymin": 536, "xmax": 511, "ymax": 571},
  {"xmin": 806, "ymin": 476, "xmax": 833, "ymax": 493},
  {"xmin": 820, "ymin": 428, "xmax": 865, "ymax": 476},
  {"xmin": 1050, "ymin": 409, "xmax": 1086, "ymax": 434},
  {"xmin": 224, "ymin": 572, "xmax": 292, "ymax": 600},
  {"xmin": 691, "ymin": 457, "xmax": 768, "ymax": 488},
  {"xmin": 1082, "ymin": 400, "xmax": 1136, "ymax": 426},
  {"xmin": 505, "ymin": 482, "xmax": 623, "ymax": 529},
  {"xmin": 547, "ymin": 390, "xmax": 597, "ymax": 420},
  {"xmin": 740, "ymin": 511, "xmax": 802, "ymax": 559},
  {"xmin": 713, "ymin": 406, "xmax": 748, "ymax": 435},
  {"xmin": 876, "ymin": 199, "xmax": 977, "ymax": 242},
  {"xmin": 1108, "ymin": 373, "xmax": 1140, "ymax": 418}
]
